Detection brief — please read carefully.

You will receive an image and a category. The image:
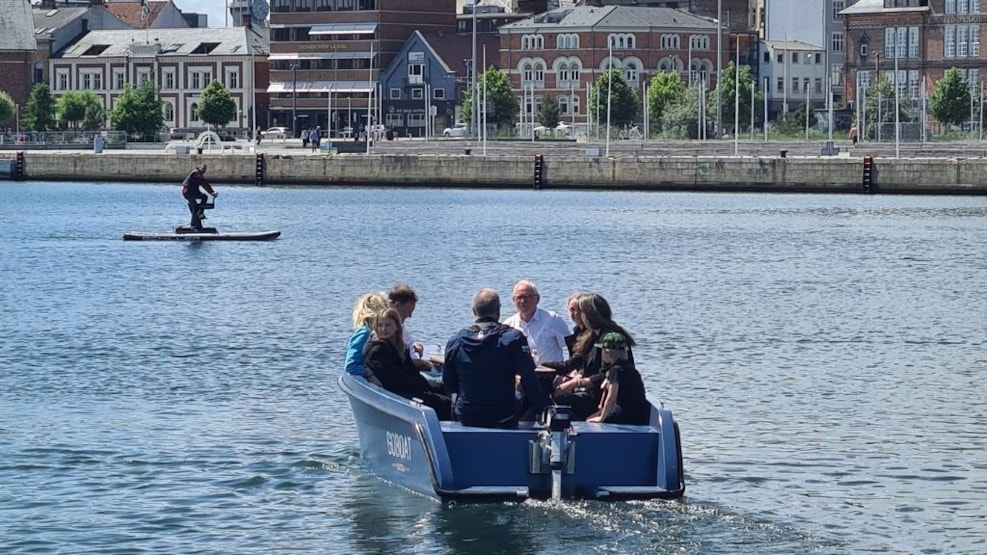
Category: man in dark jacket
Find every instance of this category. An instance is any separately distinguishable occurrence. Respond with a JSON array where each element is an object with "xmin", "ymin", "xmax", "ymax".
[
  {"xmin": 181, "ymin": 164, "xmax": 217, "ymax": 230},
  {"xmin": 443, "ymin": 289, "xmax": 546, "ymax": 428}
]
